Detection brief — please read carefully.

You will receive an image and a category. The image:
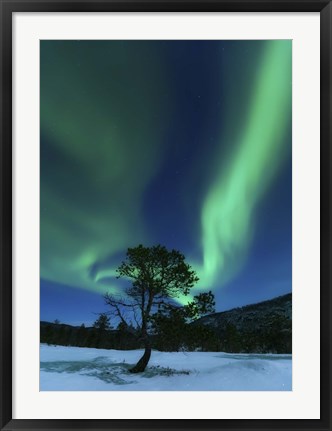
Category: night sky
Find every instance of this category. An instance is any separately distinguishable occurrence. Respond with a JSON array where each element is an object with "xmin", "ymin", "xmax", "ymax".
[{"xmin": 40, "ymin": 40, "xmax": 292, "ymax": 326}]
